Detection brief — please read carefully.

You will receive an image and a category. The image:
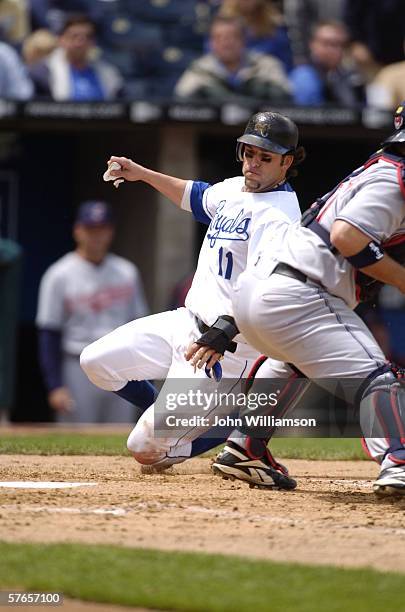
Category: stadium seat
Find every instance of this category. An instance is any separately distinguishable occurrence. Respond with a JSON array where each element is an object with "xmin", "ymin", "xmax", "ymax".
[
  {"xmin": 147, "ymin": 47, "xmax": 199, "ymax": 99},
  {"xmin": 163, "ymin": 22, "xmax": 205, "ymax": 51},
  {"xmin": 123, "ymin": 0, "xmax": 200, "ymax": 23},
  {"xmin": 154, "ymin": 46, "xmax": 198, "ymax": 75},
  {"xmin": 30, "ymin": 0, "xmax": 106, "ymax": 32},
  {"xmin": 101, "ymin": 49, "xmax": 141, "ymax": 79},
  {"xmin": 99, "ymin": 14, "xmax": 163, "ymax": 52},
  {"xmin": 123, "ymin": 77, "xmax": 151, "ymax": 99}
]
